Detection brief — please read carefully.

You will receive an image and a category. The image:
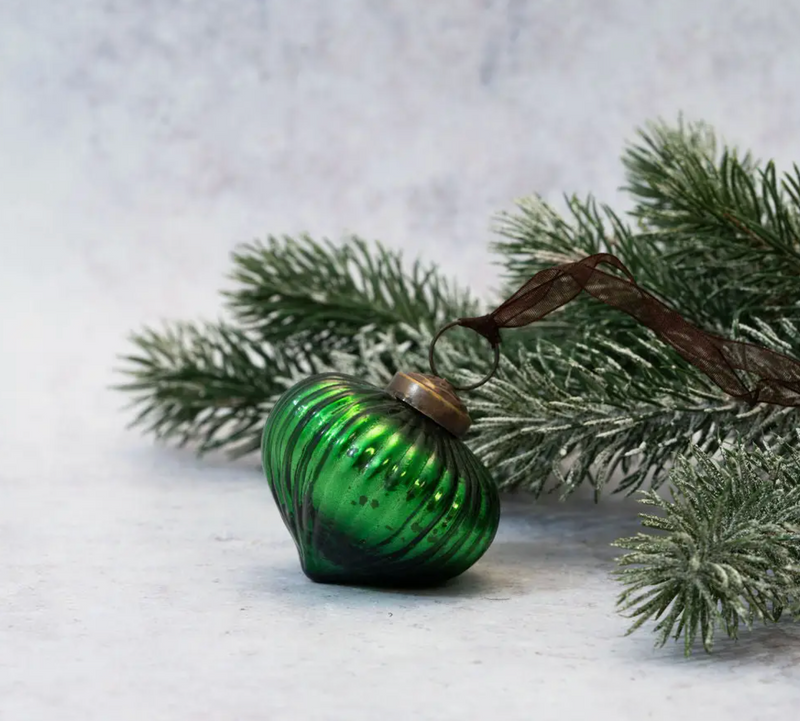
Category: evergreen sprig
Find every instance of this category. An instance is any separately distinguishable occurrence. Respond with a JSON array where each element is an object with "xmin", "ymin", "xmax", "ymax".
[
  {"xmin": 117, "ymin": 236, "xmax": 477, "ymax": 456},
  {"xmin": 493, "ymin": 194, "xmax": 618, "ymax": 275},
  {"xmin": 623, "ymin": 118, "xmax": 800, "ymax": 329},
  {"xmin": 469, "ymin": 335, "xmax": 792, "ymax": 498},
  {"xmin": 490, "ymin": 192, "xmax": 734, "ymax": 359},
  {"xmin": 116, "ymin": 322, "xmax": 313, "ymax": 456},
  {"xmin": 226, "ymin": 234, "xmax": 476, "ymax": 349},
  {"xmin": 614, "ymin": 441, "xmax": 800, "ymax": 655},
  {"xmin": 491, "ymin": 196, "xmax": 646, "ymax": 344}
]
